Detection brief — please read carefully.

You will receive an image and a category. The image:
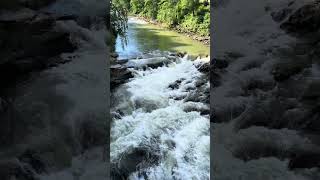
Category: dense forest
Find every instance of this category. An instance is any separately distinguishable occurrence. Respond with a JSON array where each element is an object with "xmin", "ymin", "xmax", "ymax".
[{"xmin": 111, "ymin": 0, "xmax": 210, "ymax": 37}]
